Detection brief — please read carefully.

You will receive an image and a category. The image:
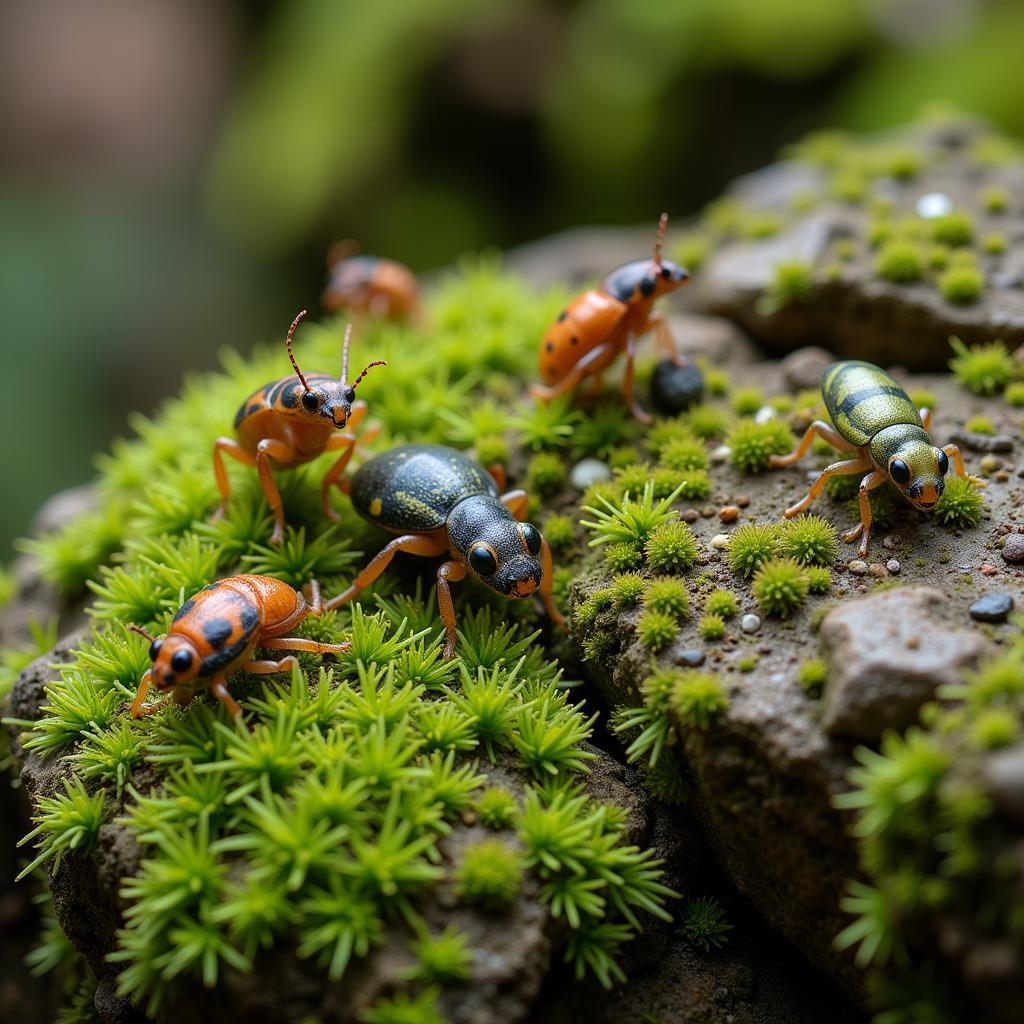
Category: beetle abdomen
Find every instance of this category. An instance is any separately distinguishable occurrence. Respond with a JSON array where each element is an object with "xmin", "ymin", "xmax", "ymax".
[
  {"xmin": 539, "ymin": 290, "xmax": 627, "ymax": 384},
  {"xmin": 351, "ymin": 444, "xmax": 499, "ymax": 532},
  {"xmin": 173, "ymin": 577, "xmax": 263, "ymax": 677},
  {"xmin": 822, "ymin": 360, "xmax": 921, "ymax": 447}
]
